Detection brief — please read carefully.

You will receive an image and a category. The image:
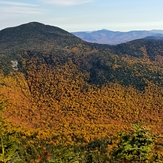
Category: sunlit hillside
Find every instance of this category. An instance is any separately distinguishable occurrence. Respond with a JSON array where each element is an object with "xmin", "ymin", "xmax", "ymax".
[{"xmin": 1, "ymin": 22, "xmax": 163, "ymax": 162}]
